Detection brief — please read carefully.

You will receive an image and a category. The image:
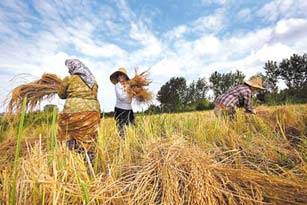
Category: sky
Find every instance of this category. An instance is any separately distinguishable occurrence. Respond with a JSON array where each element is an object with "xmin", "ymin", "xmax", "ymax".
[{"xmin": 0, "ymin": 0, "xmax": 307, "ymax": 112}]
